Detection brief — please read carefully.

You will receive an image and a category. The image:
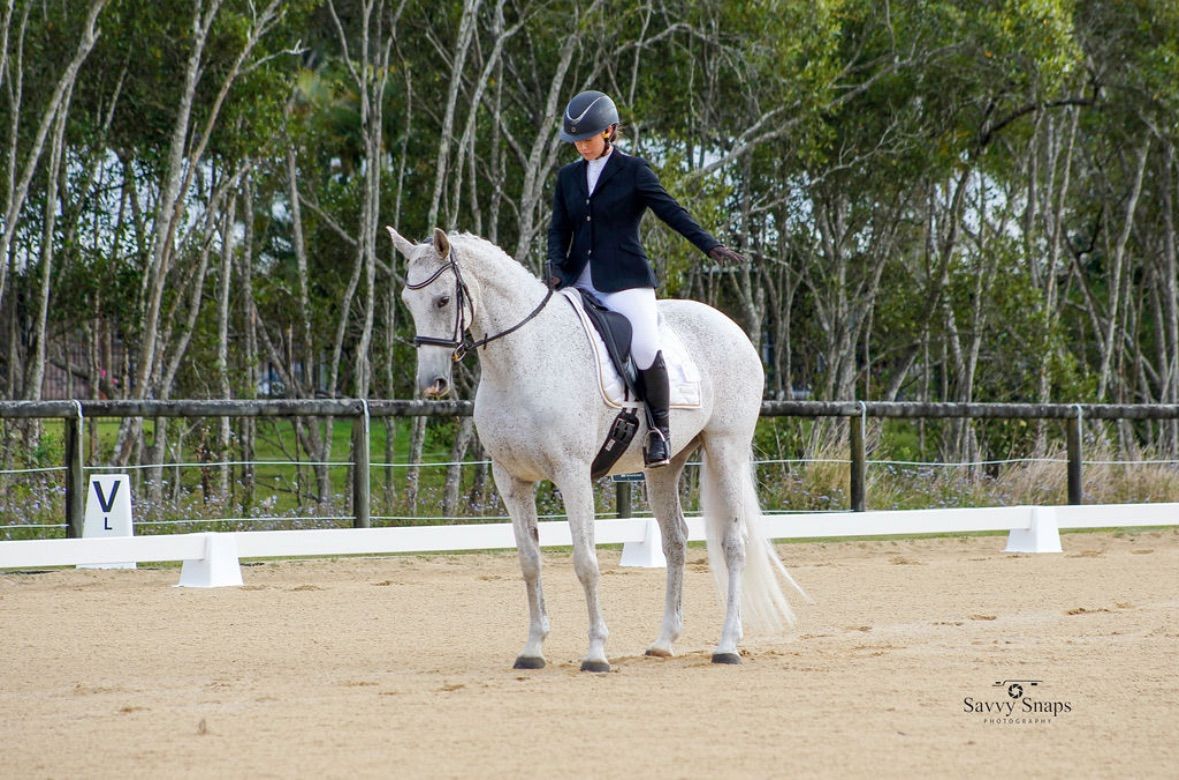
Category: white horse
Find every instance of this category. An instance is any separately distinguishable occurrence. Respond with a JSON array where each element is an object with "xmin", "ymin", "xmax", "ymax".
[{"xmin": 389, "ymin": 227, "xmax": 804, "ymax": 671}]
